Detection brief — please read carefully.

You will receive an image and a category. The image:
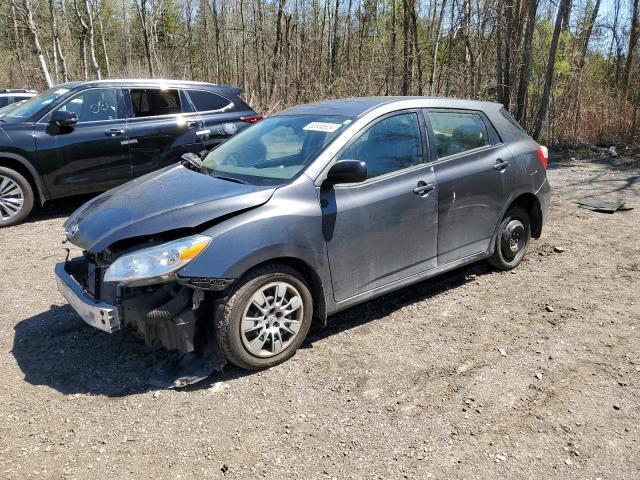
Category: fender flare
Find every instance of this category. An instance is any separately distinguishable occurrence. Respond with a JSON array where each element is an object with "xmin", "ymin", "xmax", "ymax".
[{"xmin": 0, "ymin": 152, "xmax": 48, "ymax": 204}]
